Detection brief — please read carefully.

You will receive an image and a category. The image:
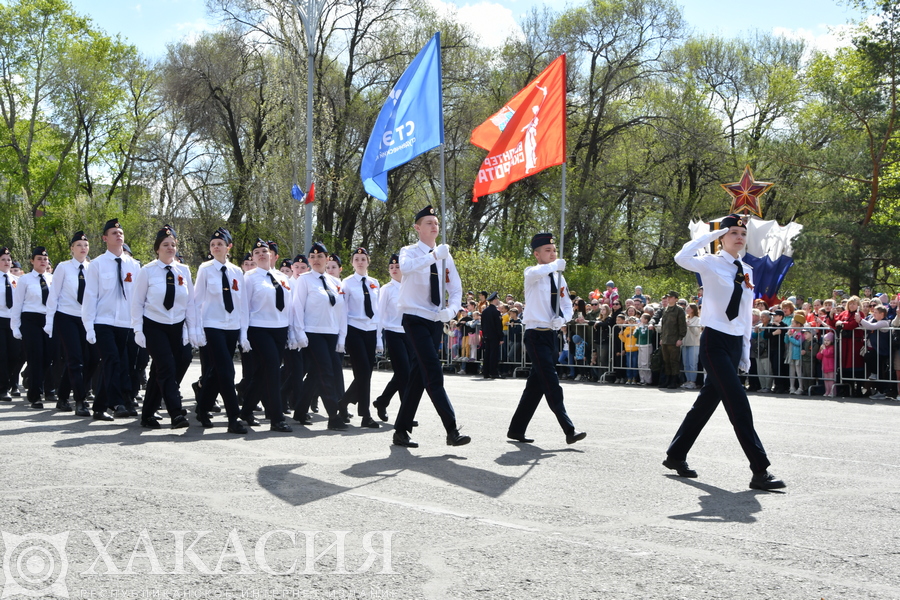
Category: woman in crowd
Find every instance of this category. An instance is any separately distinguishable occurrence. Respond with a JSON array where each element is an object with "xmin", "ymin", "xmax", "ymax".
[
  {"xmin": 680, "ymin": 303, "xmax": 702, "ymax": 390},
  {"xmin": 834, "ymin": 296, "xmax": 865, "ymax": 395}
]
